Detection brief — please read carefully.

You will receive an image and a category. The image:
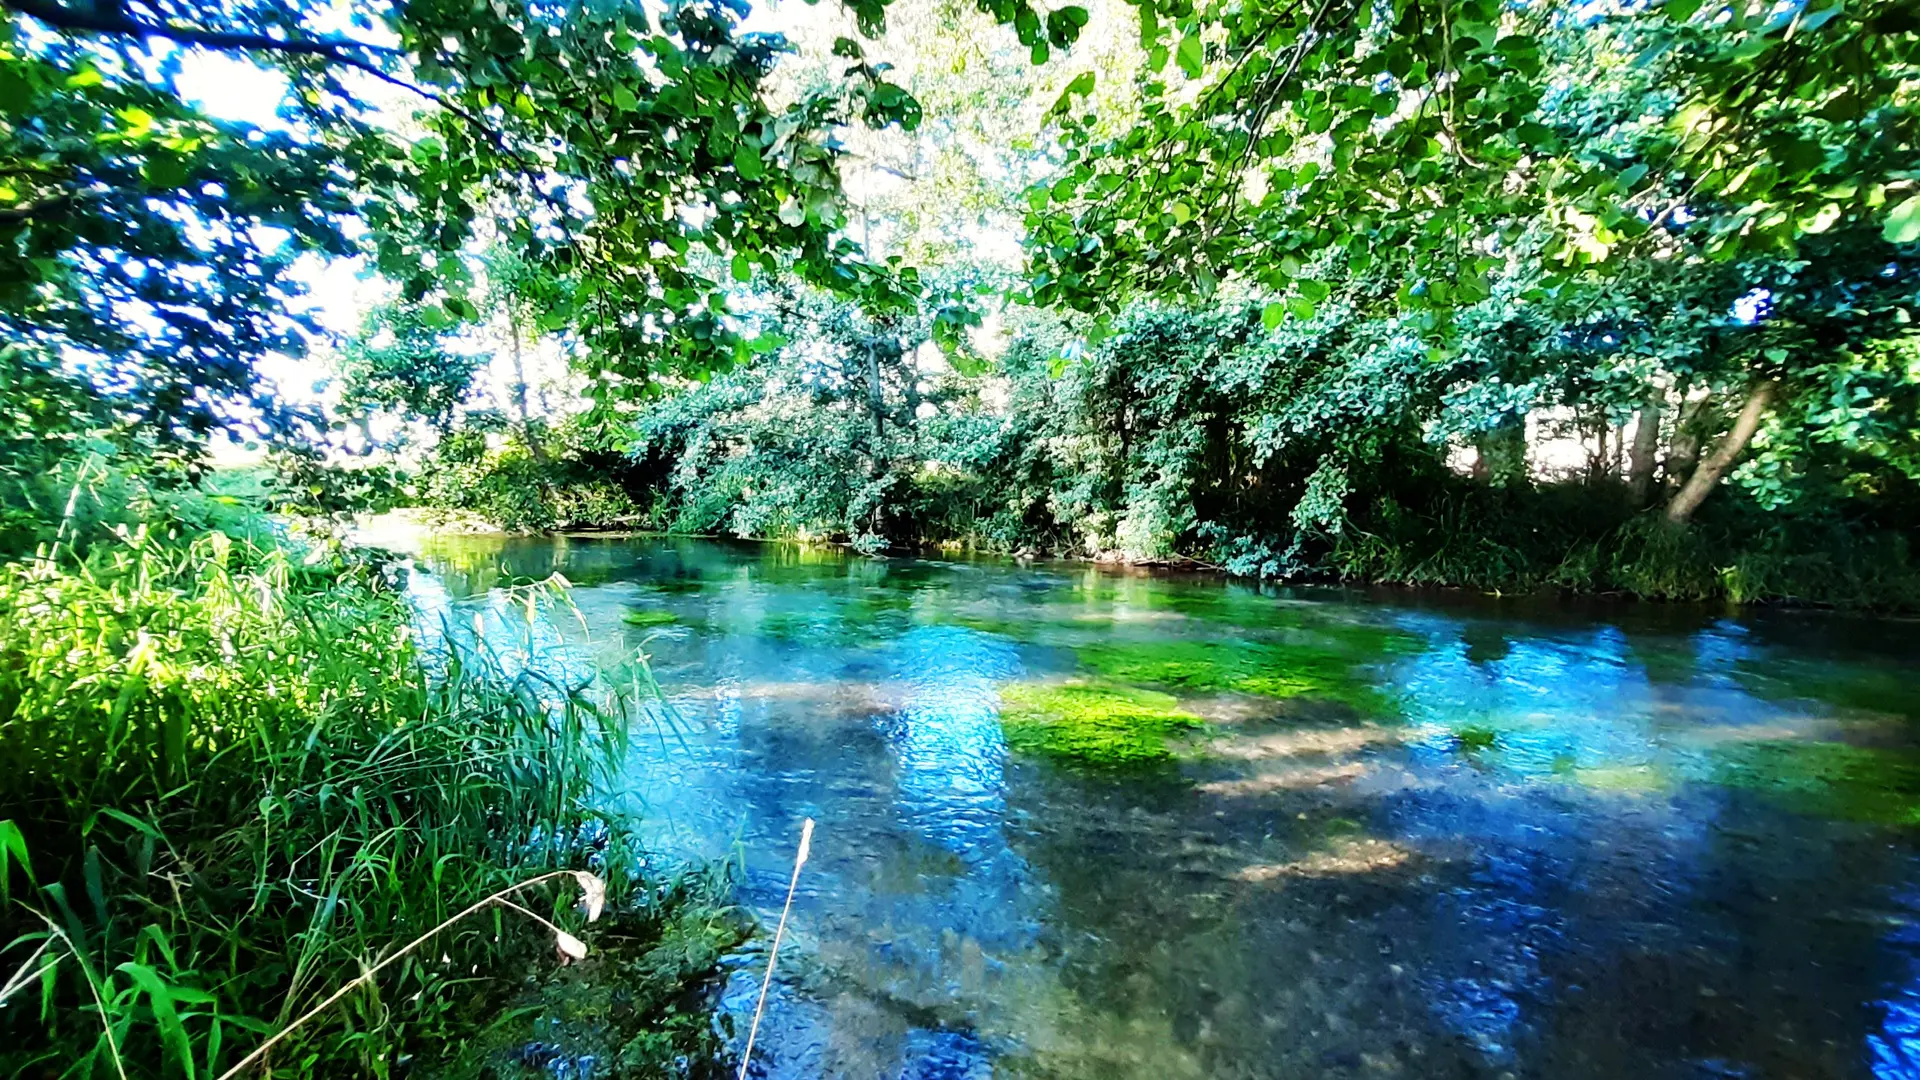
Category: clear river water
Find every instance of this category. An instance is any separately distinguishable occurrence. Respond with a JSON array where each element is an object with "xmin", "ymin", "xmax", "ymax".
[{"xmin": 394, "ymin": 530, "xmax": 1920, "ymax": 1080}]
